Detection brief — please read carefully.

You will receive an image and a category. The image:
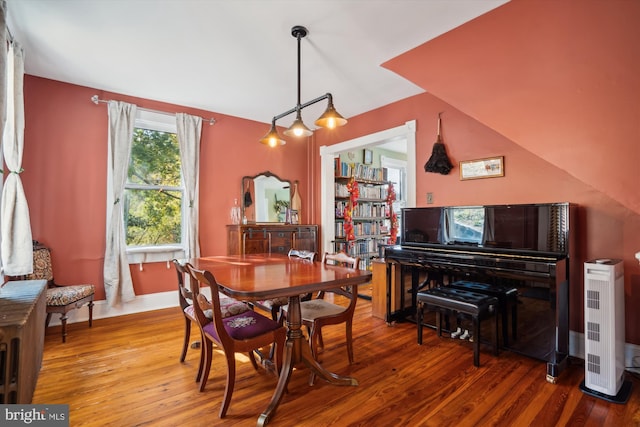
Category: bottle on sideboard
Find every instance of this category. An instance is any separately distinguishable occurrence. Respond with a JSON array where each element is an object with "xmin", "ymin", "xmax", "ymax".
[
  {"xmin": 230, "ymin": 198, "xmax": 241, "ymax": 225},
  {"xmin": 291, "ymin": 181, "xmax": 301, "ymax": 219}
]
